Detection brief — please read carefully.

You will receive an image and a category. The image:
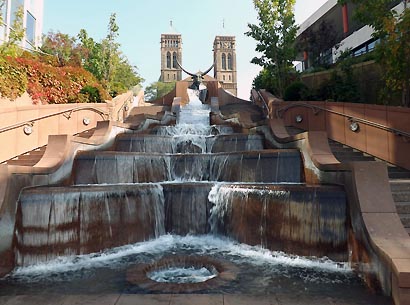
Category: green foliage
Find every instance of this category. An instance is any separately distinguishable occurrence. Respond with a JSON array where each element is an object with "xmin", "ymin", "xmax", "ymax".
[
  {"xmin": 41, "ymin": 31, "xmax": 82, "ymax": 66},
  {"xmin": 283, "ymin": 81, "xmax": 309, "ymax": 101},
  {"xmin": 0, "ymin": 57, "xmax": 27, "ymax": 100},
  {"xmin": 339, "ymin": 0, "xmax": 410, "ymax": 106},
  {"xmin": 0, "ymin": 5, "xmax": 25, "ymax": 57},
  {"xmin": 144, "ymin": 82, "xmax": 175, "ymax": 101},
  {"xmin": 318, "ymin": 67, "xmax": 361, "ymax": 103},
  {"xmin": 246, "ymin": 0, "xmax": 298, "ymax": 98},
  {"xmin": 80, "ymin": 85, "xmax": 102, "ymax": 103},
  {"xmin": 77, "ymin": 14, "xmax": 142, "ymax": 95}
]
